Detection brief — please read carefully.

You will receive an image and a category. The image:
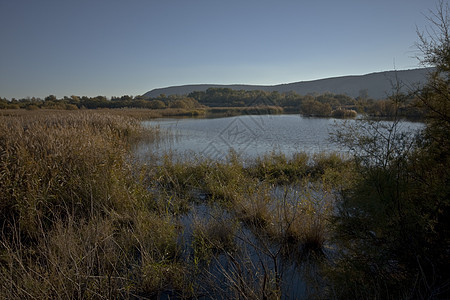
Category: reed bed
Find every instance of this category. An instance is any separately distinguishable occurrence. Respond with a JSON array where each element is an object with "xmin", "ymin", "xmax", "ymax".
[
  {"xmin": 0, "ymin": 110, "xmax": 353, "ymax": 299},
  {"xmin": 0, "ymin": 106, "xmax": 283, "ymax": 120},
  {"xmin": 0, "ymin": 111, "xmax": 188, "ymax": 299},
  {"xmin": 0, "ymin": 107, "xmax": 207, "ymax": 120},
  {"xmin": 149, "ymin": 151, "xmax": 353, "ymax": 298}
]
